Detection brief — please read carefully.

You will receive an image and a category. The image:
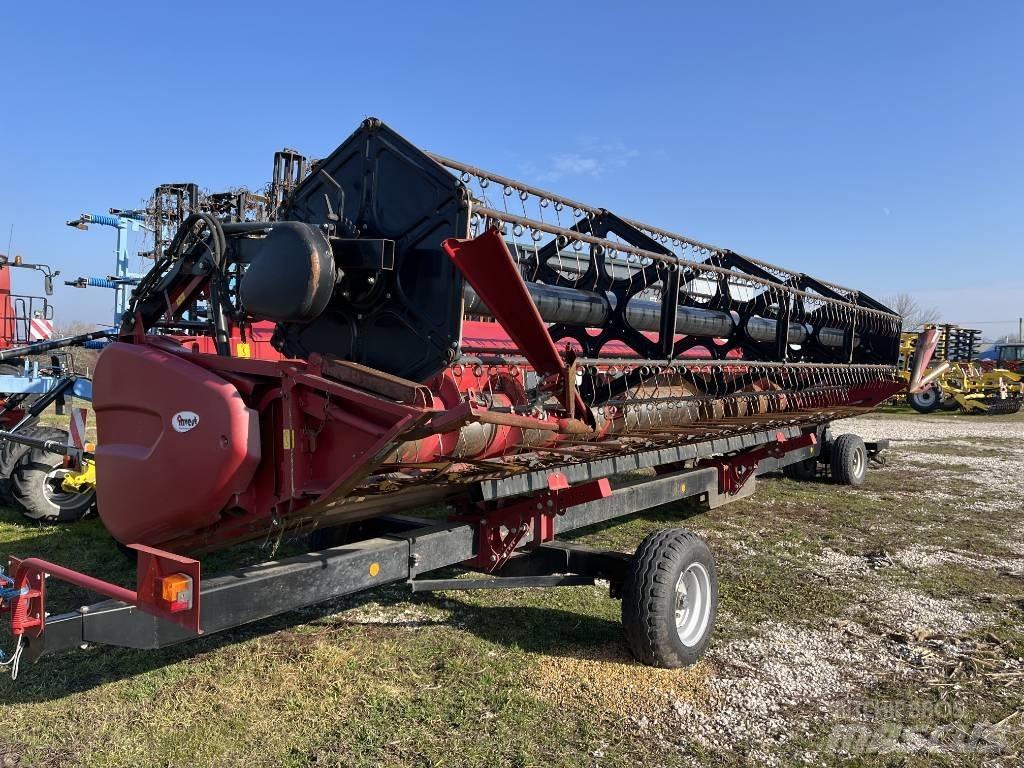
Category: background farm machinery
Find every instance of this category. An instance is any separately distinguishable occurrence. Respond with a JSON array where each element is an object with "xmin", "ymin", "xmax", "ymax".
[
  {"xmin": 0, "ymin": 254, "xmax": 100, "ymax": 524},
  {"xmin": 1, "ymin": 119, "xmax": 916, "ymax": 676},
  {"xmin": 0, "ymin": 160, "xmax": 299, "ymax": 528},
  {"xmin": 984, "ymin": 341, "xmax": 1023, "ymax": 374},
  {"xmin": 901, "ymin": 324, "xmax": 1023, "ymax": 414}
]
